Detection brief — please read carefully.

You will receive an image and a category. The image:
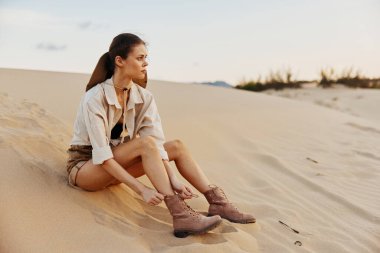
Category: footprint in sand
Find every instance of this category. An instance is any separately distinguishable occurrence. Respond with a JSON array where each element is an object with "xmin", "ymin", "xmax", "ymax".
[
  {"xmin": 354, "ymin": 150, "xmax": 380, "ymax": 162},
  {"xmin": 345, "ymin": 122, "xmax": 380, "ymax": 135}
]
